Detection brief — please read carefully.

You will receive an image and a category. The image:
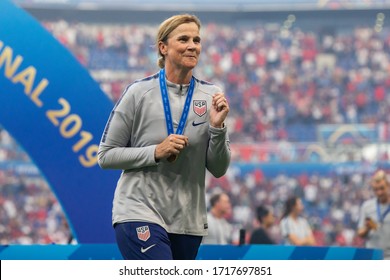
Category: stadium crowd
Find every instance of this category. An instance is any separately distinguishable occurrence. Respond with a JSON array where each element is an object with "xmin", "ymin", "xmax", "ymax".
[
  {"xmin": 42, "ymin": 18, "xmax": 390, "ymax": 143},
  {"xmin": 1, "ymin": 121, "xmax": 374, "ymax": 246},
  {"xmin": 206, "ymin": 166, "xmax": 381, "ymax": 246},
  {"xmin": 0, "ymin": 127, "xmax": 72, "ymax": 244},
  {"xmin": 1, "ymin": 16, "xmax": 390, "ymax": 246}
]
